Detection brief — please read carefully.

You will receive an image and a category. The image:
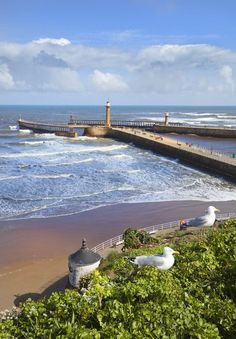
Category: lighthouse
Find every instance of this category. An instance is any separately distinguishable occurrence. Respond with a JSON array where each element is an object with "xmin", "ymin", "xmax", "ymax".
[
  {"xmin": 164, "ymin": 112, "xmax": 169, "ymax": 126},
  {"xmin": 105, "ymin": 100, "xmax": 111, "ymax": 127}
]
